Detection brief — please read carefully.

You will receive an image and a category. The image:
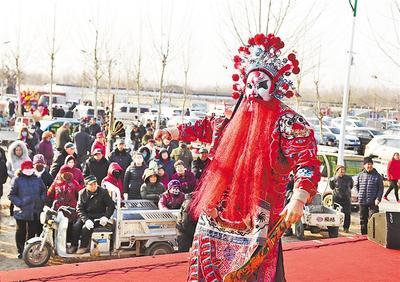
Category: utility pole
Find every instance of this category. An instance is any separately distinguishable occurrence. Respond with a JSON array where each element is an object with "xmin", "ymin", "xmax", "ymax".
[
  {"xmin": 338, "ymin": 0, "xmax": 358, "ymax": 166},
  {"xmin": 49, "ymin": 2, "xmax": 56, "ymax": 118}
]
